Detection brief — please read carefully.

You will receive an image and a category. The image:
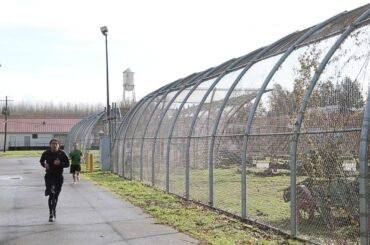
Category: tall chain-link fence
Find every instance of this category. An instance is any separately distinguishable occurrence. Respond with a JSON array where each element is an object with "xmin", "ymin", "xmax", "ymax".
[
  {"xmin": 65, "ymin": 111, "xmax": 105, "ymax": 154},
  {"xmin": 66, "ymin": 4, "xmax": 370, "ymax": 244}
]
